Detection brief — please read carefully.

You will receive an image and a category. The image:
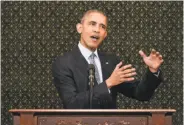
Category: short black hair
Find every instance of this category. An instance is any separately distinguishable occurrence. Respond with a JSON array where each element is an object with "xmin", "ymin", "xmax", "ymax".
[{"xmin": 80, "ymin": 9, "xmax": 107, "ymax": 24}]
